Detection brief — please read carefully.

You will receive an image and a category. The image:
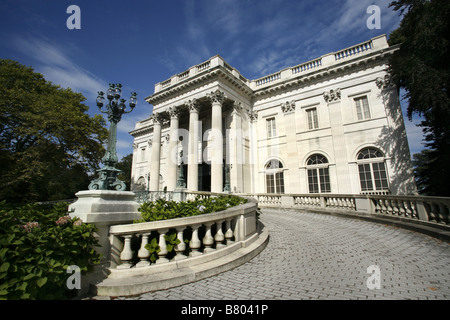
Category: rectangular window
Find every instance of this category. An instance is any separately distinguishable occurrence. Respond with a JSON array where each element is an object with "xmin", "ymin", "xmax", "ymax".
[
  {"xmin": 307, "ymin": 169, "xmax": 319, "ymax": 193},
  {"xmin": 372, "ymin": 162, "xmax": 389, "ymax": 190},
  {"xmin": 266, "ymin": 174, "xmax": 275, "ymax": 193},
  {"xmin": 358, "ymin": 163, "xmax": 373, "ymax": 191},
  {"xmin": 306, "ymin": 108, "xmax": 319, "ymax": 130},
  {"xmin": 275, "ymin": 172, "xmax": 285, "ymax": 194},
  {"xmin": 355, "ymin": 96, "xmax": 371, "ymax": 120},
  {"xmin": 318, "ymin": 168, "xmax": 331, "ymax": 193},
  {"xmin": 266, "ymin": 118, "xmax": 277, "ymax": 138}
]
